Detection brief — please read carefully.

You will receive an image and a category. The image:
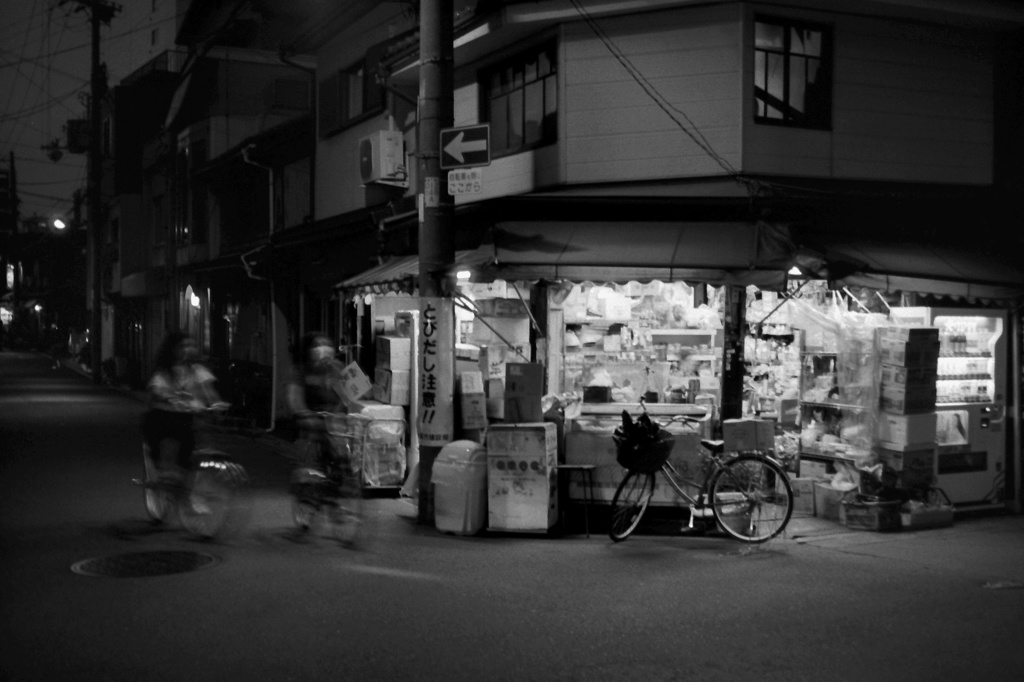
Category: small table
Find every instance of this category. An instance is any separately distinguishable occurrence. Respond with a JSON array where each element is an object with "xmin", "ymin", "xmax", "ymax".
[{"xmin": 556, "ymin": 464, "xmax": 597, "ymax": 537}]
